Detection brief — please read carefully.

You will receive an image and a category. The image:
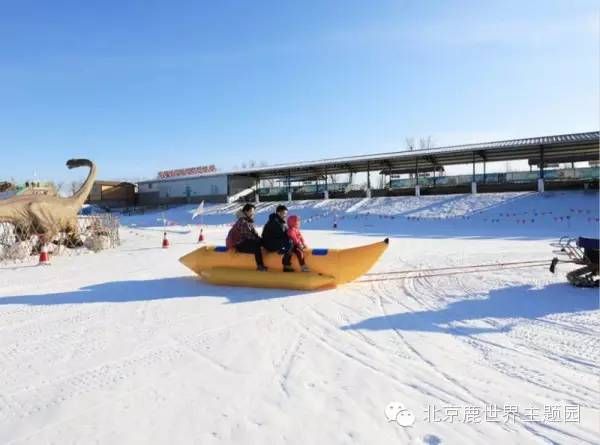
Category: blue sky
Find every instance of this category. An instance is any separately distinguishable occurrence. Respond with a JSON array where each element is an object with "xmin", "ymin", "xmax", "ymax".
[{"xmin": 0, "ymin": 0, "xmax": 598, "ymax": 183}]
